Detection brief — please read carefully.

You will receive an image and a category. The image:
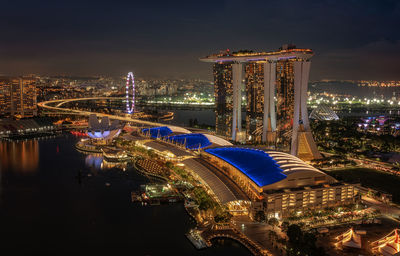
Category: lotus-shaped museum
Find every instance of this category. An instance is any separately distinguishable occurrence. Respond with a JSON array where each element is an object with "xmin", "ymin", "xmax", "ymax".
[{"xmin": 87, "ymin": 114, "xmax": 121, "ymax": 140}]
